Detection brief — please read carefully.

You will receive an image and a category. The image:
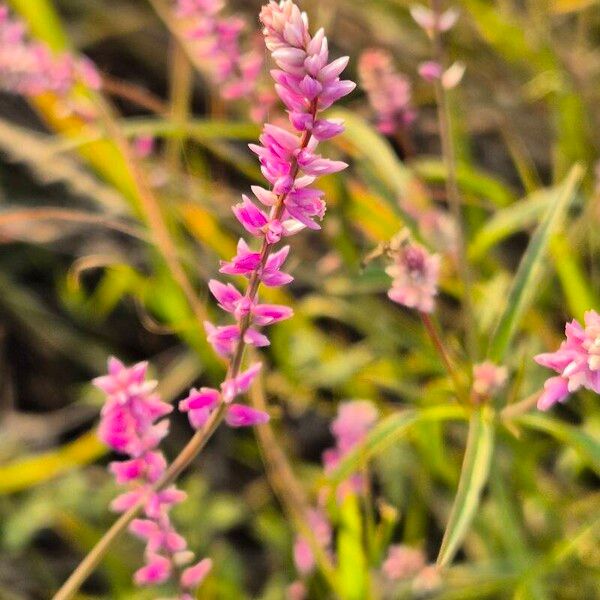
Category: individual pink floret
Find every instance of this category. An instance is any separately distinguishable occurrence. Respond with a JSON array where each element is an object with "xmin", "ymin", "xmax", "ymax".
[
  {"xmin": 535, "ymin": 310, "xmax": 600, "ymax": 410},
  {"xmin": 472, "ymin": 361, "xmax": 508, "ymax": 398}
]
